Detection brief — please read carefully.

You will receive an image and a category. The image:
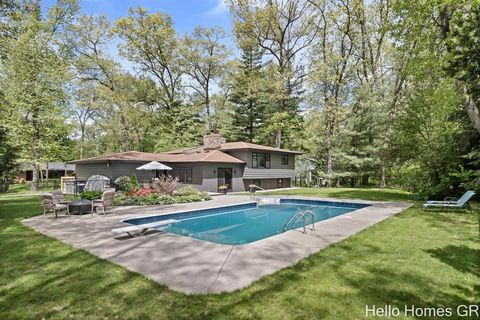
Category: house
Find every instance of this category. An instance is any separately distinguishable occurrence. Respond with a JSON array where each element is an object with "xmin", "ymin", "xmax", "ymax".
[
  {"xmin": 69, "ymin": 133, "xmax": 302, "ymax": 192},
  {"xmin": 16, "ymin": 162, "xmax": 76, "ymax": 182}
]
